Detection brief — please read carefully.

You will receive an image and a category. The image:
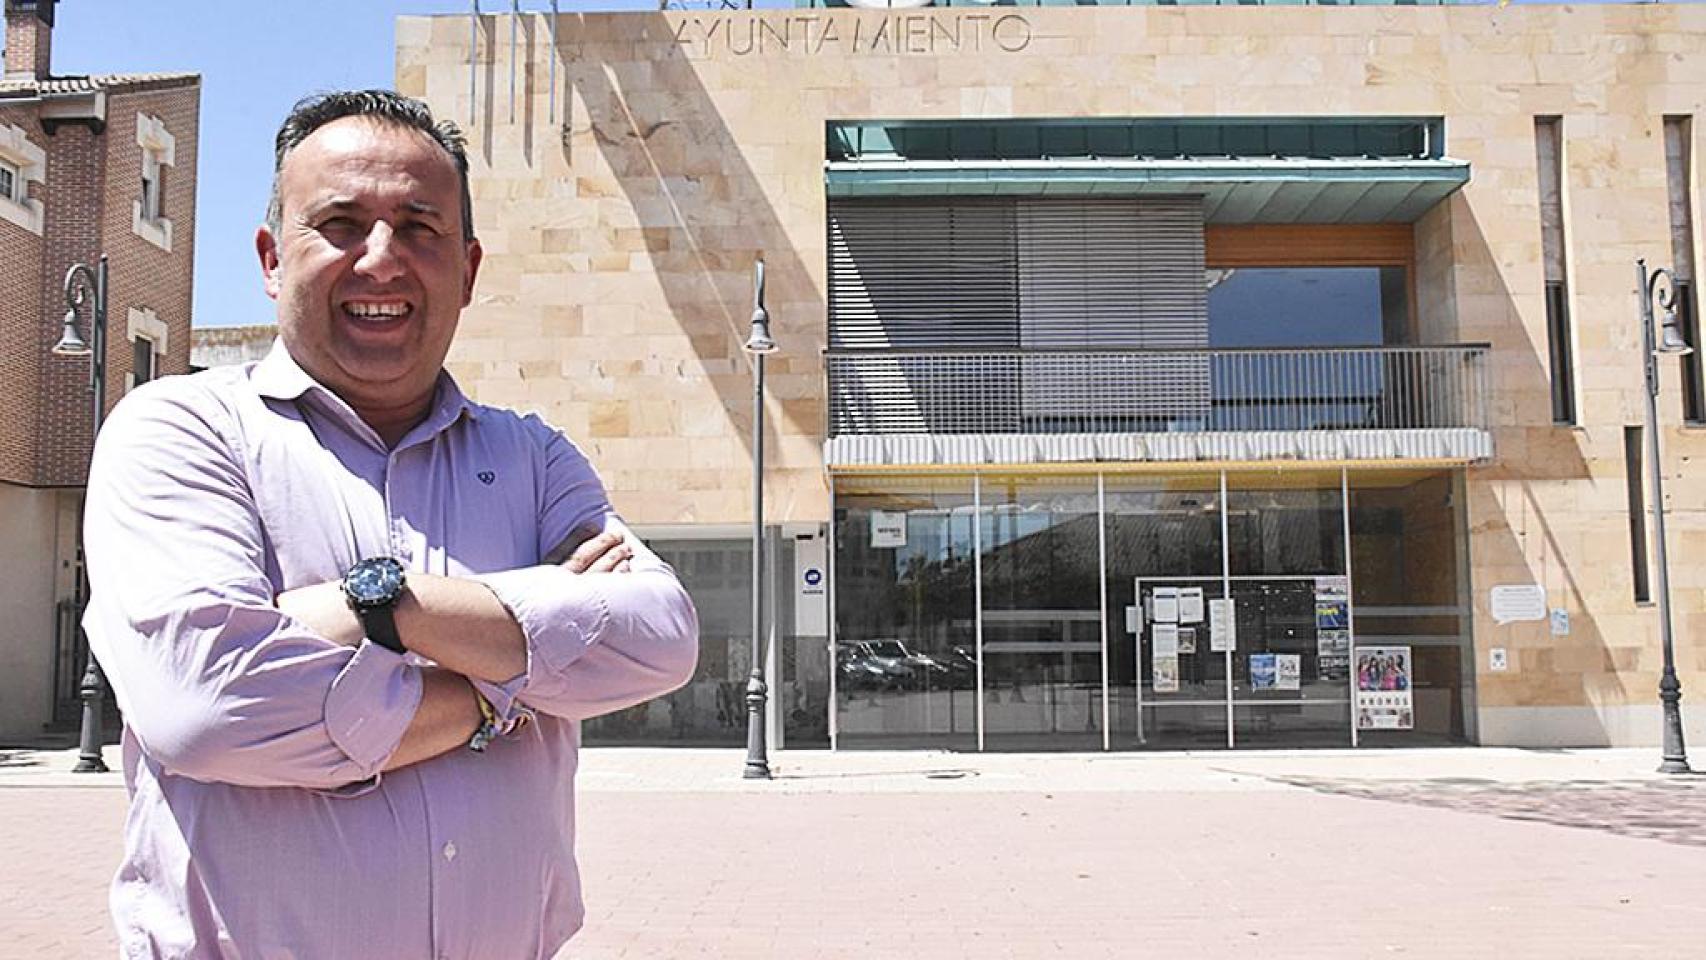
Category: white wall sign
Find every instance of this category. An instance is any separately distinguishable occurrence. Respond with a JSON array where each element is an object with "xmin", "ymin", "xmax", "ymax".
[
  {"xmin": 870, "ymin": 511, "xmax": 906, "ymax": 548},
  {"xmin": 794, "ymin": 531, "xmax": 827, "ymax": 636},
  {"xmin": 1490, "ymin": 585, "xmax": 1546, "ymax": 624},
  {"xmin": 1549, "ymin": 607, "xmax": 1570, "ymax": 637},
  {"xmin": 1489, "ymin": 648, "xmax": 1509, "ymax": 672}
]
